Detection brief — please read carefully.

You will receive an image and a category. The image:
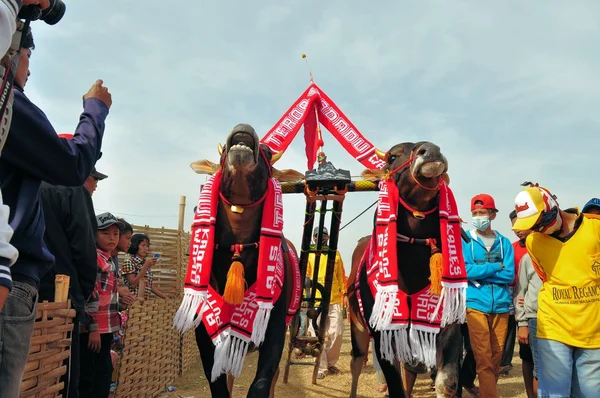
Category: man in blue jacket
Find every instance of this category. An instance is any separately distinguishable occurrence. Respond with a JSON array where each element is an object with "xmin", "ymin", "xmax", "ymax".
[
  {"xmin": 0, "ymin": 26, "xmax": 111, "ymax": 397},
  {"xmin": 463, "ymin": 194, "xmax": 515, "ymax": 398}
]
